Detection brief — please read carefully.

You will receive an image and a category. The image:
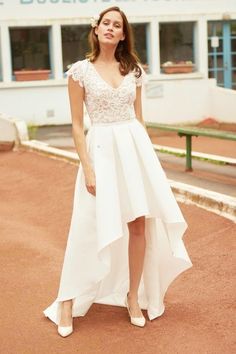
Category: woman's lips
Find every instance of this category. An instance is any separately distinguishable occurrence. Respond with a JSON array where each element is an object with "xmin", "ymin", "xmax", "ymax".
[{"xmin": 104, "ymin": 33, "xmax": 114, "ymax": 38}]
